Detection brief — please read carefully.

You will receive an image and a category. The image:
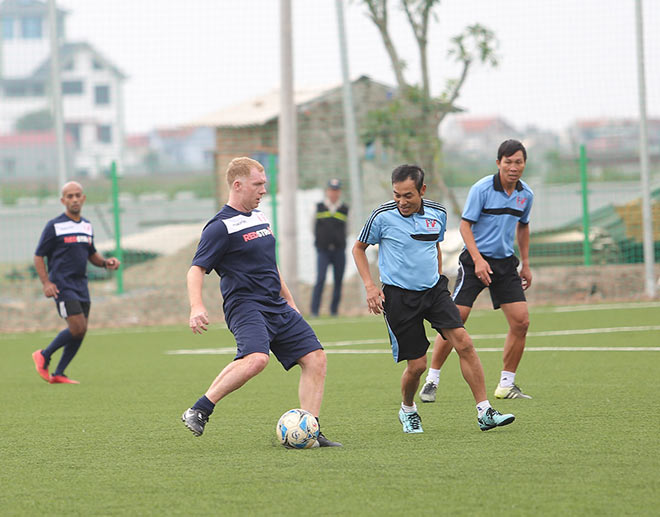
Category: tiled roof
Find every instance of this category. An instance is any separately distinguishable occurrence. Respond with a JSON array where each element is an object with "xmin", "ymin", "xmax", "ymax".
[
  {"xmin": 0, "ymin": 131, "xmax": 72, "ymax": 145},
  {"xmin": 191, "ymin": 75, "xmax": 393, "ymax": 128},
  {"xmin": 31, "ymin": 42, "xmax": 126, "ymax": 79}
]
